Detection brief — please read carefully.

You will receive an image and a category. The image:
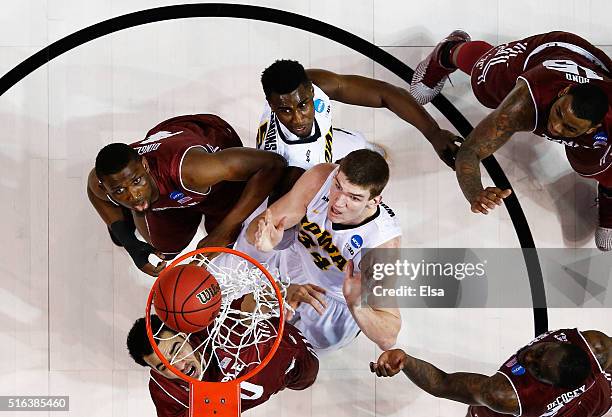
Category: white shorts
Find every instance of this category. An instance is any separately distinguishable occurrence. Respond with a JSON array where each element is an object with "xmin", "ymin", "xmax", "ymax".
[{"xmin": 290, "ymin": 293, "xmax": 361, "ymax": 354}]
